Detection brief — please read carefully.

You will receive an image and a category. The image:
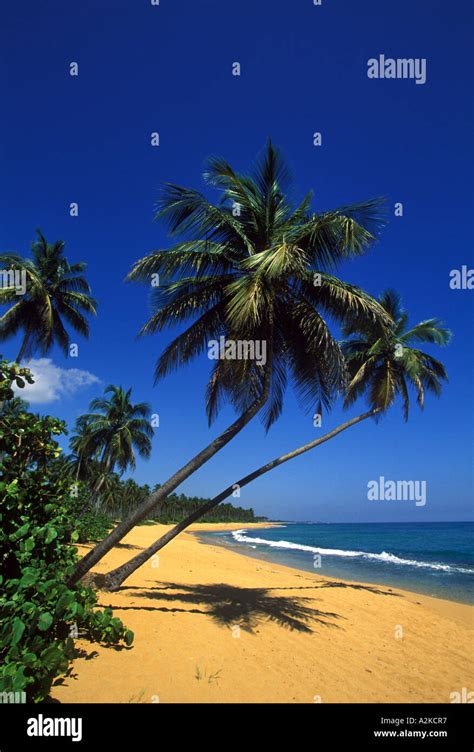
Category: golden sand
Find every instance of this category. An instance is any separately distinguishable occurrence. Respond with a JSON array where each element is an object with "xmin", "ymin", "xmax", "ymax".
[{"xmin": 52, "ymin": 522, "xmax": 474, "ymax": 703}]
